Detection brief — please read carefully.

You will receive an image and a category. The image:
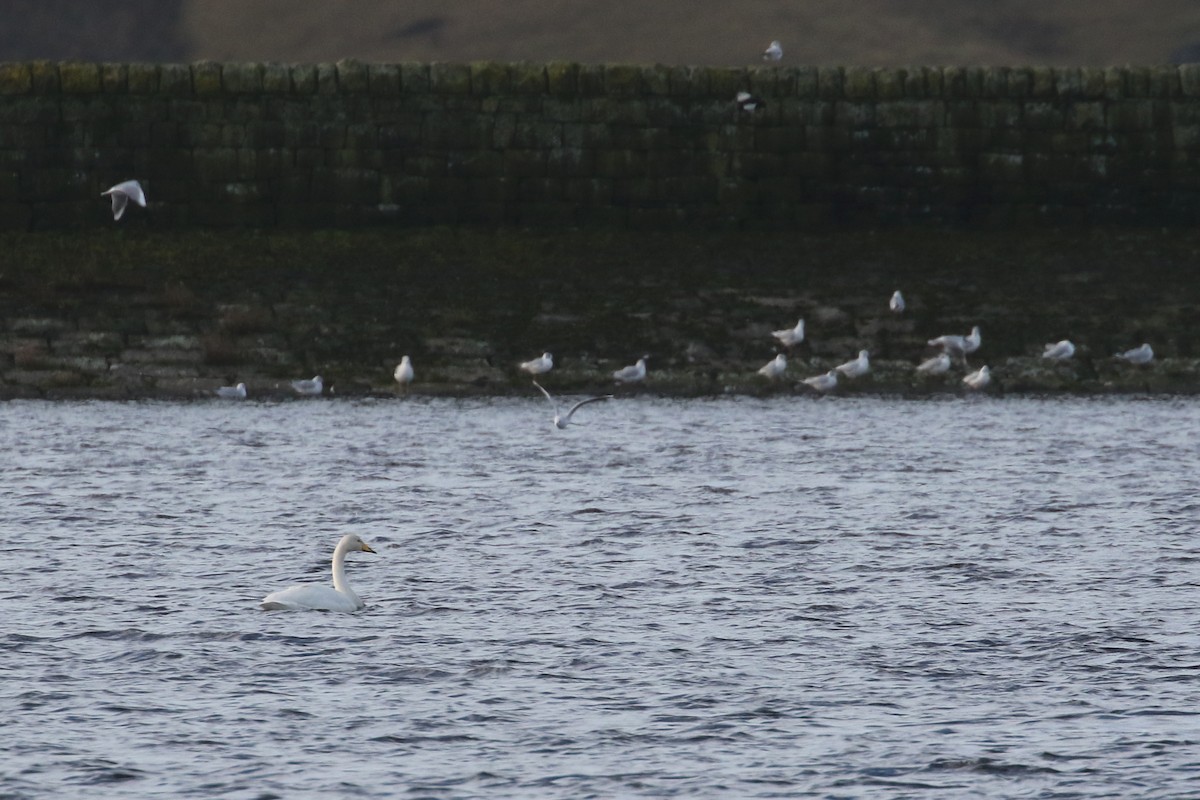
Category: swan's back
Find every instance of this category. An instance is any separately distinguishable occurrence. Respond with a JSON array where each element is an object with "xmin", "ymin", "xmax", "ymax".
[{"xmin": 260, "ymin": 584, "xmax": 362, "ymax": 612}]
